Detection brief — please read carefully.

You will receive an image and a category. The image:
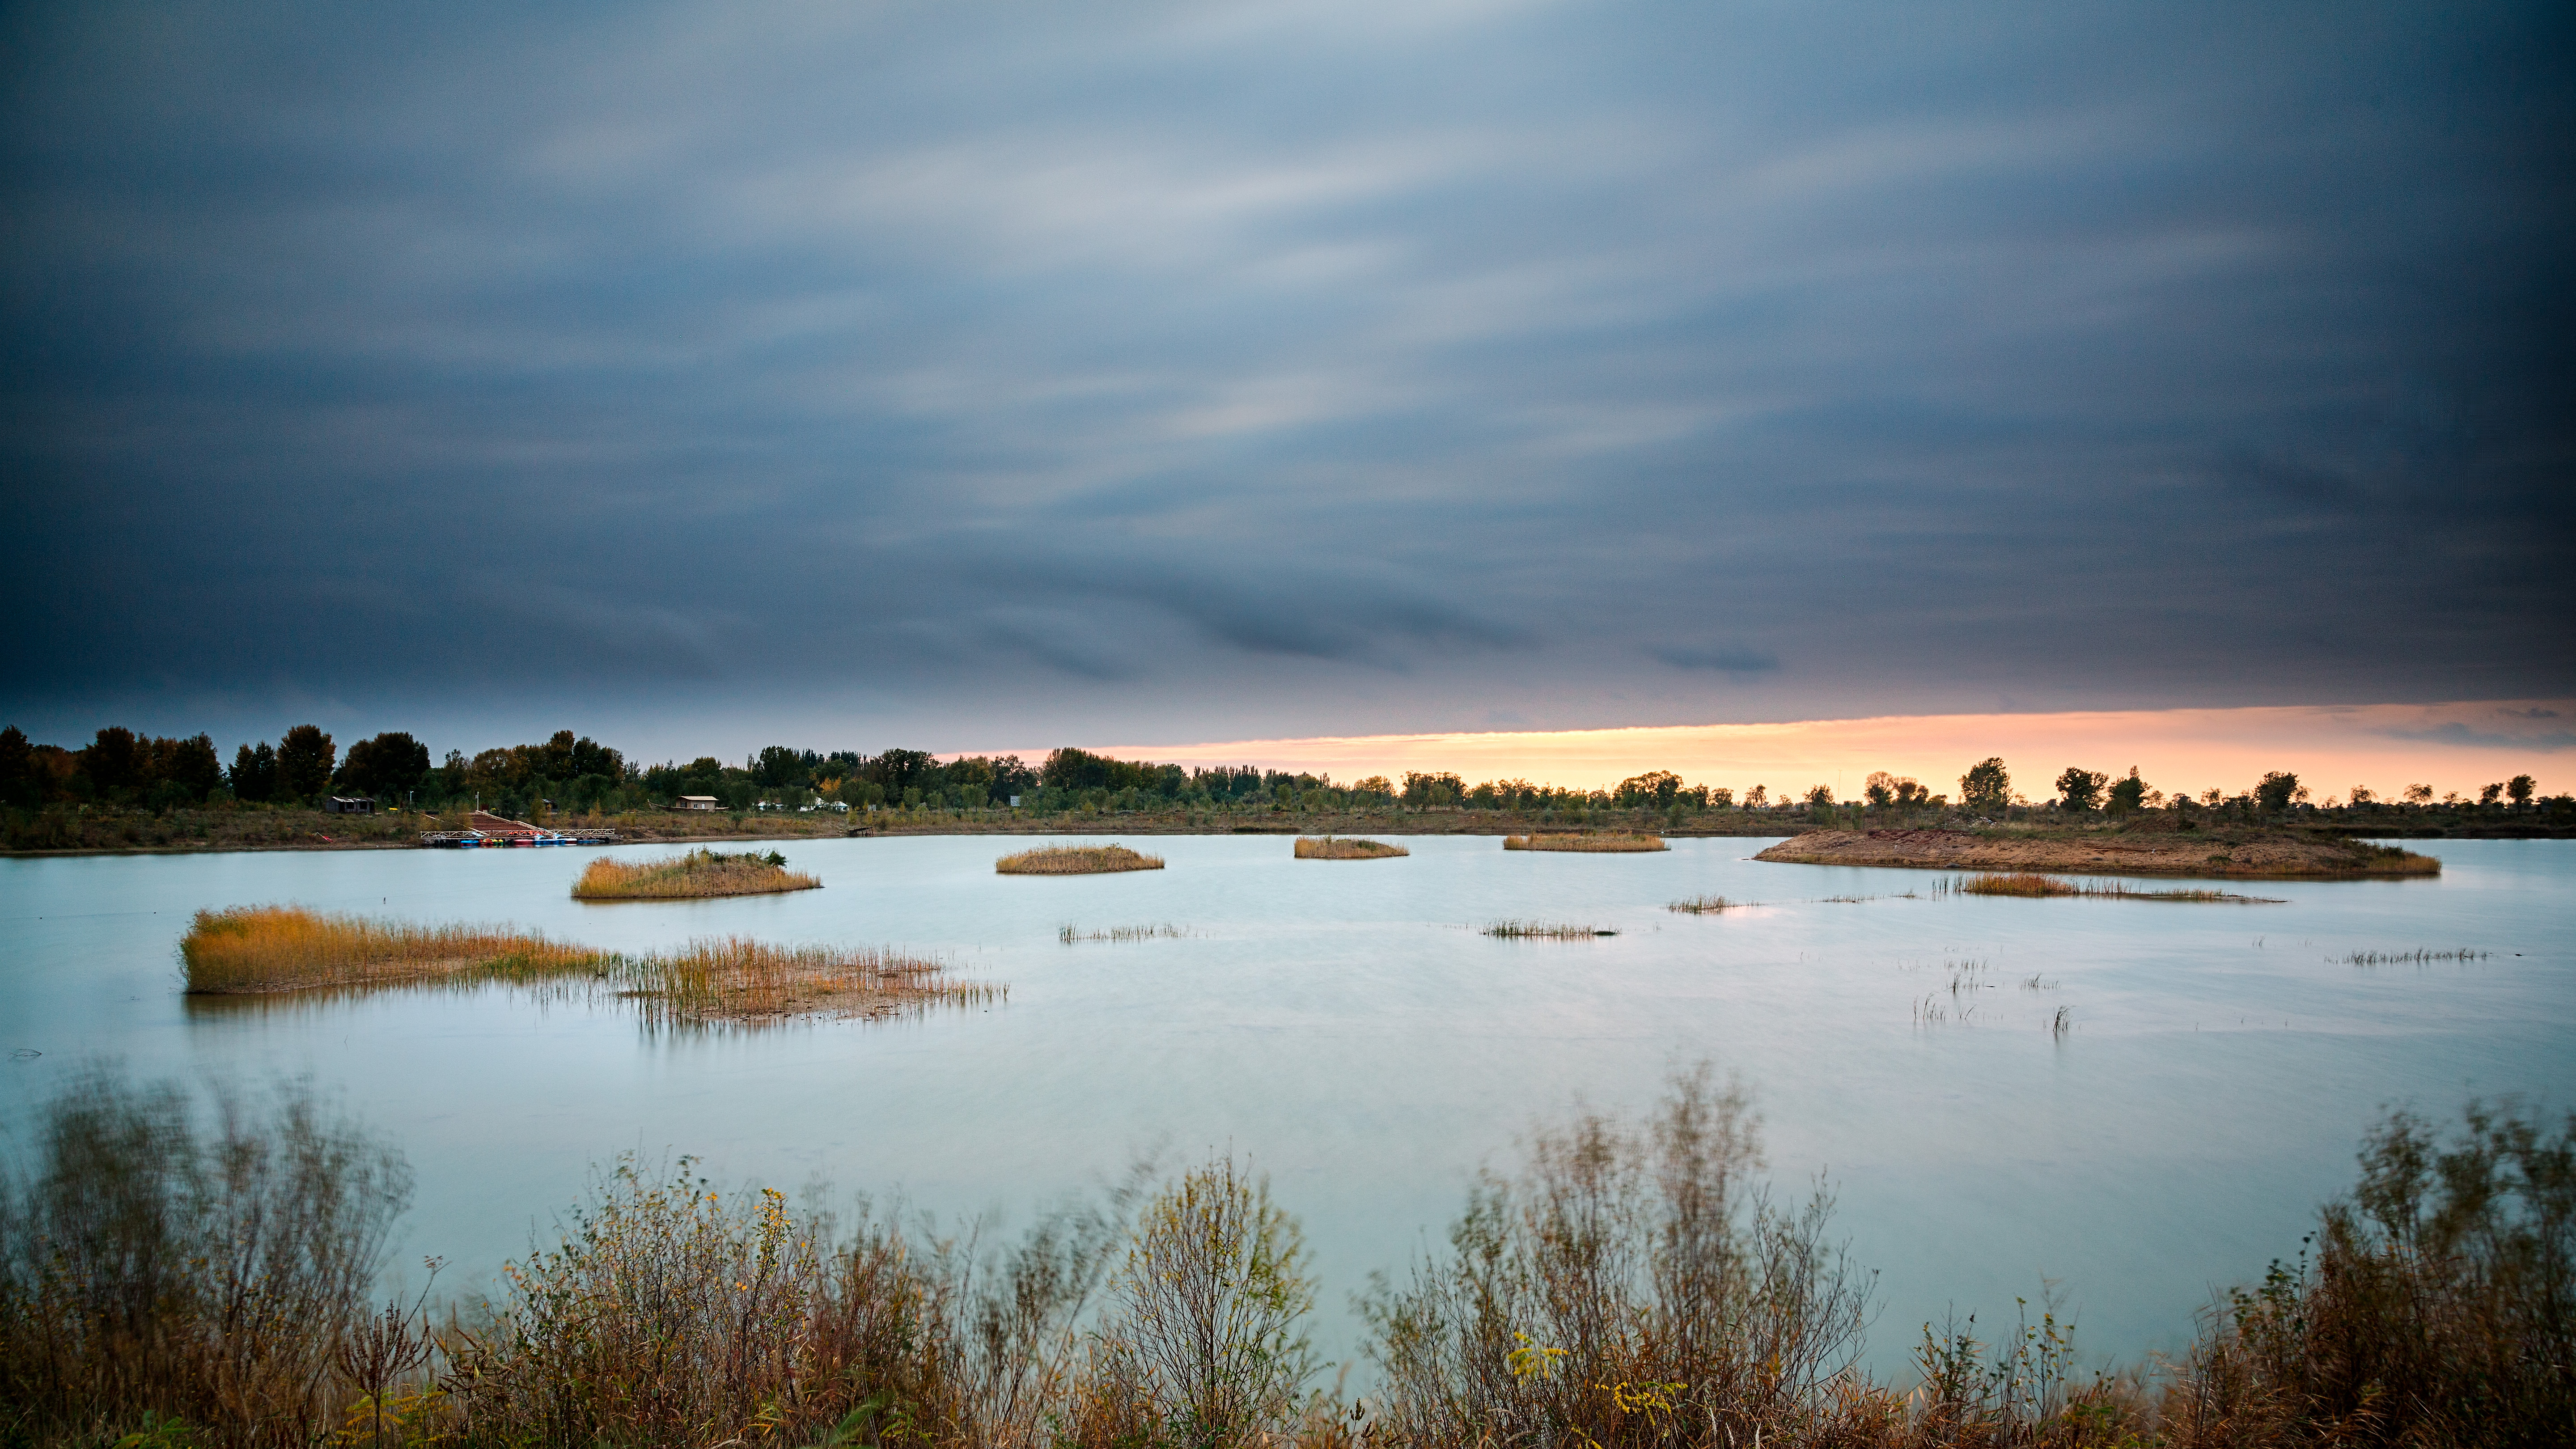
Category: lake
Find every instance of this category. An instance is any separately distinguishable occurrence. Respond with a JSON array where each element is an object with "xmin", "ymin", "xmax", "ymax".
[{"xmin": 3, "ymin": 833, "xmax": 2569, "ymax": 1378}]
